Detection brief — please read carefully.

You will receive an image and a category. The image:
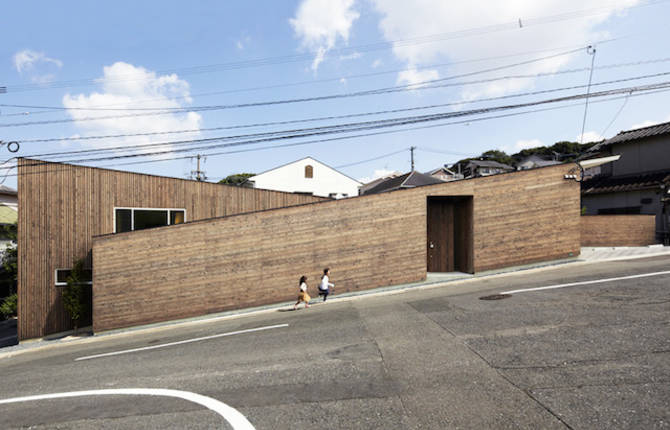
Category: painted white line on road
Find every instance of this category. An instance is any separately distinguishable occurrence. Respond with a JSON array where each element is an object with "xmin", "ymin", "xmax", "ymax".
[
  {"xmin": 75, "ymin": 323, "xmax": 288, "ymax": 361},
  {"xmin": 501, "ymin": 270, "xmax": 670, "ymax": 295},
  {"xmin": 0, "ymin": 388, "xmax": 254, "ymax": 430}
]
